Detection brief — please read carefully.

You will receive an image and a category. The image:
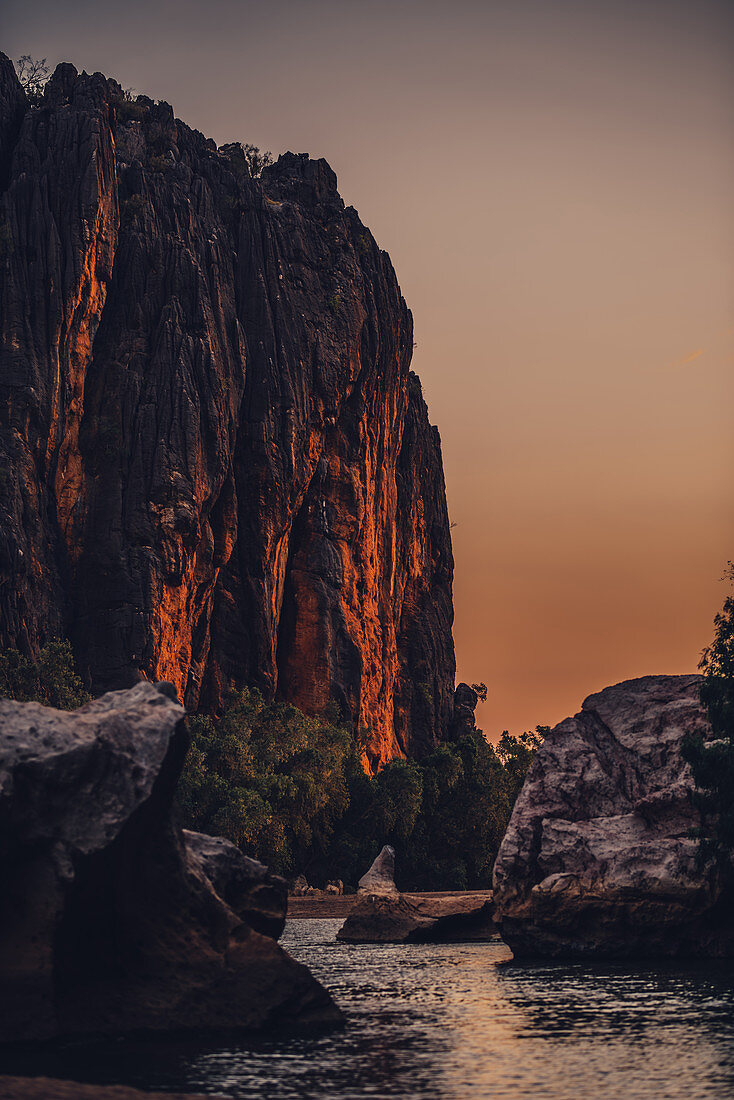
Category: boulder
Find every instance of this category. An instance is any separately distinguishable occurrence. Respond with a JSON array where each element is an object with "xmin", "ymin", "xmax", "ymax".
[
  {"xmin": 493, "ymin": 674, "xmax": 733, "ymax": 959},
  {"xmin": 357, "ymin": 845, "xmax": 398, "ymax": 895},
  {"xmin": 0, "ymin": 683, "xmax": 341, "ymax": 1042},
  {"xmin": 337, "ymin": 890, "xmax": 496, "ymax": 944},
  {"xmin": 183, "ymin": 830, "xmax": 288, "ymax": 940}
]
